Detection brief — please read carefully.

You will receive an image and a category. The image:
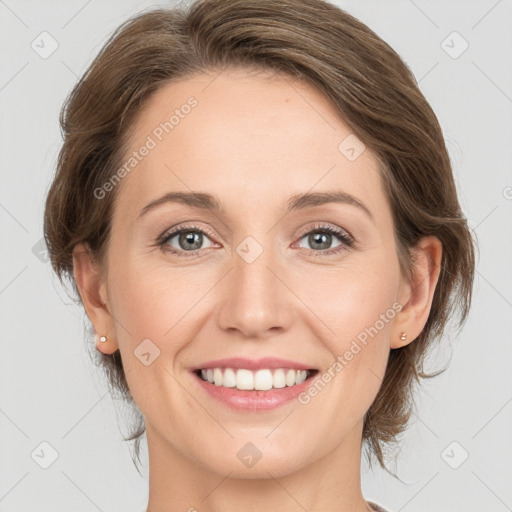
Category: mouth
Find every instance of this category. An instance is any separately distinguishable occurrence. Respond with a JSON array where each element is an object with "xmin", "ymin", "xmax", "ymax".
[
  {"xmin": 189, "ymin": 357, "xmax": 321, "ymax": 411},
  {"xmin": 193, "ymin": 367, "xmax": 319, "ymax": 391}
]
